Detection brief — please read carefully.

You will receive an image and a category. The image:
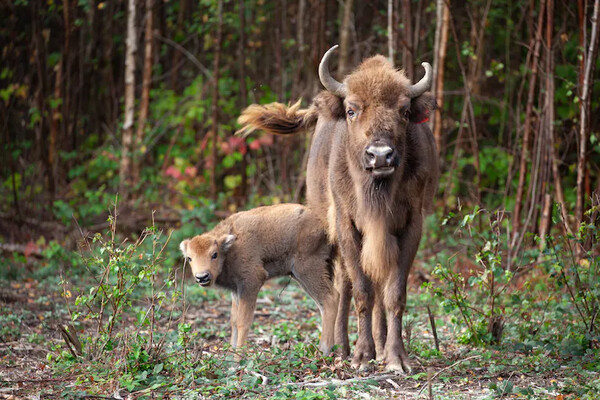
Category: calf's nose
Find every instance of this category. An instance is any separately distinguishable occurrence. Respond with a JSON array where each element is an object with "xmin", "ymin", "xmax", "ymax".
[
  {"xmin": 365, "ymin": 145, "xmax": 394, "ymax": 169},
  {"xmin": 195, "ymin": 272, "xmax": 211, "ymax": 284}
]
